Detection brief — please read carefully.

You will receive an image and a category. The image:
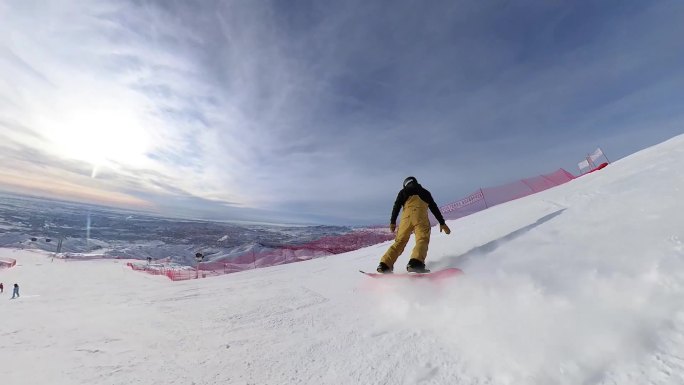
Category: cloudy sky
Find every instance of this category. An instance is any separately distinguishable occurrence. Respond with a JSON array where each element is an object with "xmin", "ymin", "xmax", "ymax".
[{"xmin": 1, "ymin": 0, "xmax": 682, "ymax": 225}]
